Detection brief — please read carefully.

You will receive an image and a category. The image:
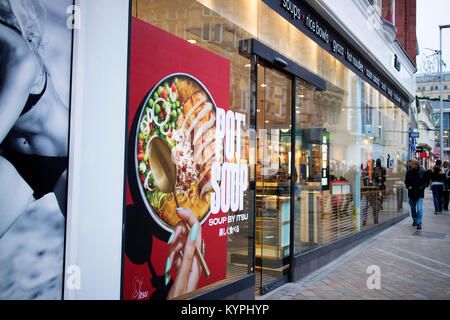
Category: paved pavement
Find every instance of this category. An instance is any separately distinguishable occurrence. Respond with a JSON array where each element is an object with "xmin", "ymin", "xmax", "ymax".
[{"xmin": 259, "ymin": 190, "xmax": 450, "ymax": 300}]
